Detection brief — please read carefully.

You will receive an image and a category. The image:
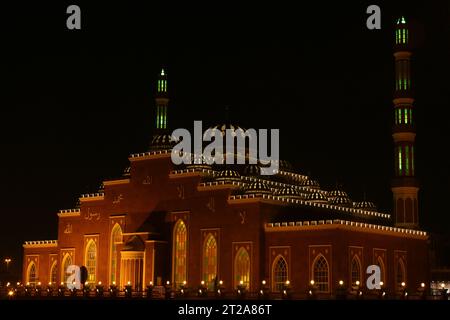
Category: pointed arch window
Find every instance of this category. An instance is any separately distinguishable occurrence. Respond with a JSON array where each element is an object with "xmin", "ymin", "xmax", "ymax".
[
  {"xmin": 50, "ymin": 261, "xmax": 57, "ymax": 284},
  {"xmin": 27, "ymin": 262, "xmax": 37, "ymax": 286},
  {"xmin": 234, "ymin": 247, "xmax": 250, "ymax": 289},
  {"xmin": 271, "ymin": 255, "xmax": 288, "ymax": 292},
  {"xmin": 396, "ymin": 258, "xmax": 406, "ymax": 290},
  {"xmin": 61, "ymin": 254, "xmax": 73, "ymax": 284},
  {"xmin": 85, "ymin": 240, "xmax": 97, "ymax": 283},
  {"xmin": 313, "ymin": 255, "xmax": 329, "ymax": 292},
  {"xmin": 377, "ymin": 256, "xmax": 386, "ymax": 283},
  {"xmin": 350, "ymin": 256, "xmax": 362, "ymax": 285},
  {"xmin": 173, "ymin": 219, "xmax": 187, "ymax": 288},
  {"xmin": 110, "ymin": 224, "xmax": 123, "ymax": 285},
  {"xmin": 202, "ymin": 234, "xmax": 218, "ymax": 290}
]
